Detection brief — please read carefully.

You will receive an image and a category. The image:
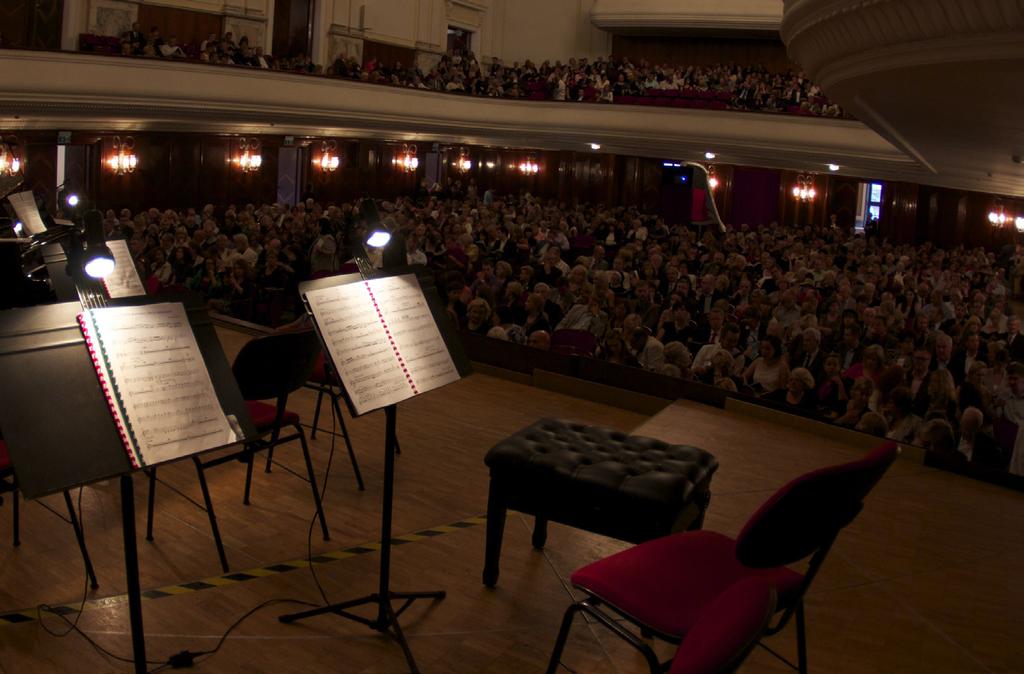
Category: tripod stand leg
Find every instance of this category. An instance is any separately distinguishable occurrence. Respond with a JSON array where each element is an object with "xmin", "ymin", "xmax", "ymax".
[
  {"xmin": 311, "ymin": 388, "xmax": 325, "ymax": 439},
  {"xmin": 12, "ymin": 489, "xmax": 19, "ymax": 547},
  {"xmin": 333, "ymin": 395, "xmax": 365, "ymax": 491},
  {"xmin": 193, "ymin": 457, "xmax": 230, "ymax": 573},
  {"xmin": 63, "ymin": 490, "xmax": 98, "ymax": 589},
  {"xmin": 298, "ymin": 427, "xmax": 330, "ymax": 541},
  {"xmin": 145, "ymin": 469, "xmax": 156, "ymax": 542}
]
